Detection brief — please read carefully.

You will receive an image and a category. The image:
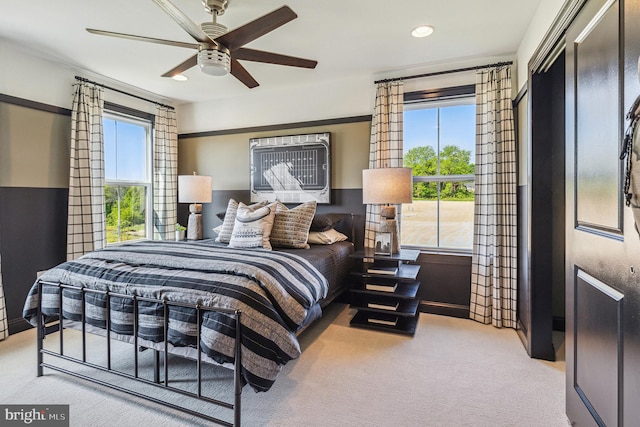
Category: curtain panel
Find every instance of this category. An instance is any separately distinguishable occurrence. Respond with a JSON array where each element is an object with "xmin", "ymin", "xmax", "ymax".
[
  {"xmin": 153, "ymin": 106, "xmax": 178, "ymax": 240},
  {"xmin": 0, "ymin": 112, "xmax": 6, "ymax": 339},
  {"xmin": 364, "ymin": 81, "xmax": 404, "ymax": 248},
  {"xmin": 67, "ymin": 82, "xmax": 105, "ymax": 261},
  {"xmin": 470, "ymin": 66, "xmax": 518, "ymax": 328},
  {"xmin": 0, "ymin": 228, "xmax": 7, "ymax": 340}
]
